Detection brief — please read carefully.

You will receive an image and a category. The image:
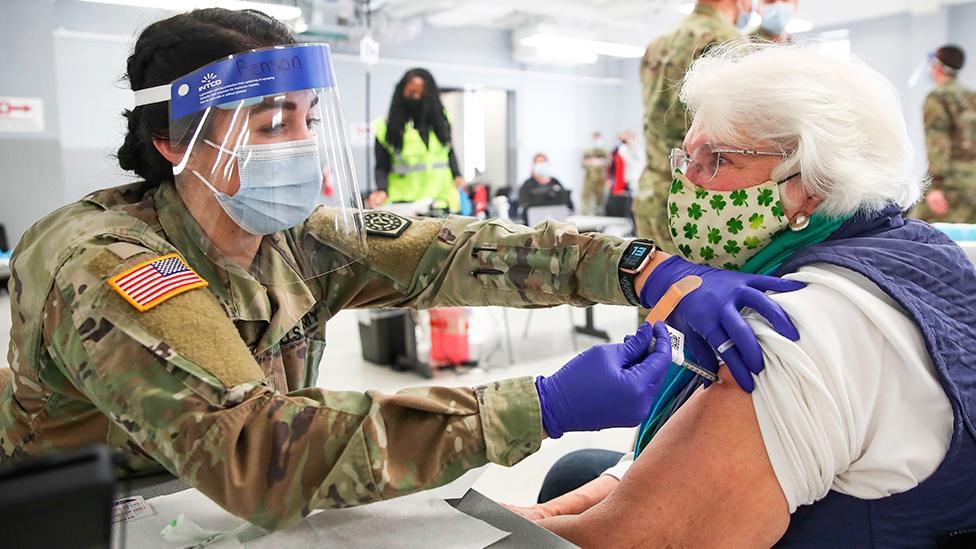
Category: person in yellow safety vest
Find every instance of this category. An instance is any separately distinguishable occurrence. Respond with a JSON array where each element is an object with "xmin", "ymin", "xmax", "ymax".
[{"xmin": 370, "ymin": 68, "xmax": 465, "ymax": 213}]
